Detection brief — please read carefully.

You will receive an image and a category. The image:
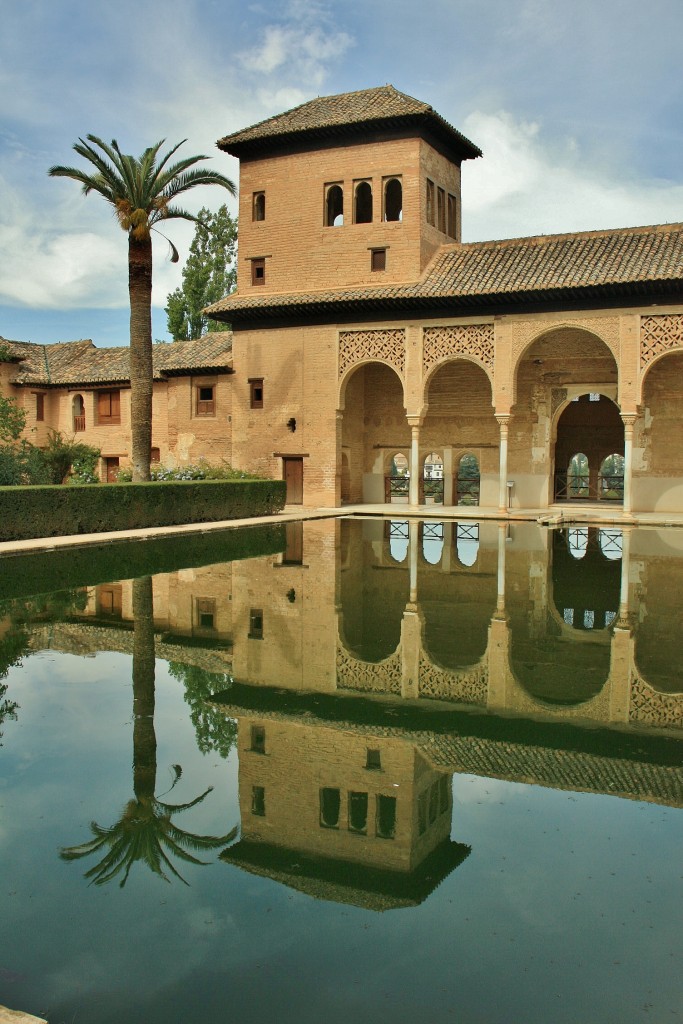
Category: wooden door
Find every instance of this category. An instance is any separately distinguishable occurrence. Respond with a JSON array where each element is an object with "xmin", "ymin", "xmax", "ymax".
[
  {"xmin": 283, "ymin": 457, "xmax": 303, "ymax": 504},
  {"xmin": 105, "ymin": 457, "xmax": 120, "ymax": 482}
]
